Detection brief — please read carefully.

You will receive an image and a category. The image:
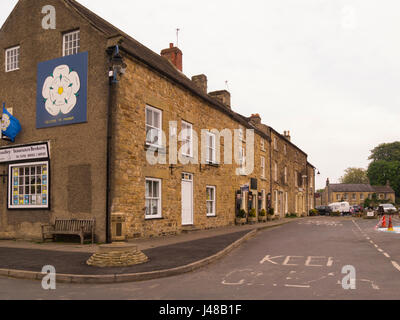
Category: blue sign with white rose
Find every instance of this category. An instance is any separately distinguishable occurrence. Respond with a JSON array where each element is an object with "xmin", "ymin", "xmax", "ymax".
[{"xmin": 36, "ymin": 52, "xmax": 88, "ymax": 128}]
